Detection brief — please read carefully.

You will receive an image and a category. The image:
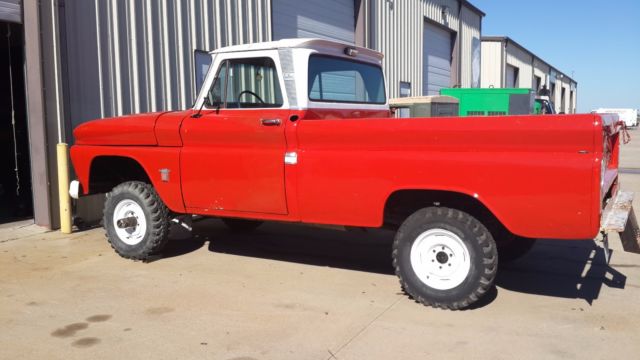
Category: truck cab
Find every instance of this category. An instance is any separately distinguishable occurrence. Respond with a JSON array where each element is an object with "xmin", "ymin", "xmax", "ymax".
[{"xmin": 180, "ymin": 39, "xmax": 389, "ymax": 215}]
